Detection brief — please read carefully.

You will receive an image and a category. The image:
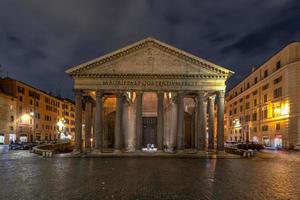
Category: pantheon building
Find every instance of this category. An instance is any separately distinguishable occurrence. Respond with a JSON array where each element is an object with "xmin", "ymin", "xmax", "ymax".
[{"xmin": 66, "ymin": 38, "xmax": 234, "ymax": 154}]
